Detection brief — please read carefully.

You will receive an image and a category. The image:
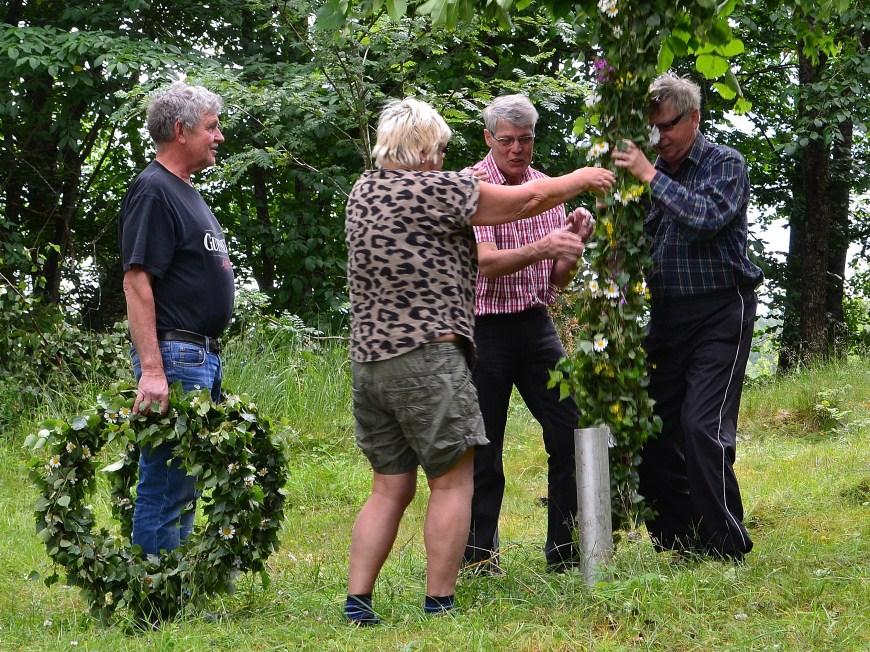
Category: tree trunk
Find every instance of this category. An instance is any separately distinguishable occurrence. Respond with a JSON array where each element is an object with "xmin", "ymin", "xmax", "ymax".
[
  {"xmin": 250, "ymin": 166, "xmax": 275, "ymax": 293},
  {"xmin": 779, "ymin": 48, "xmax": 833, "ymax": 371},
  {"xmin": 826, "ymin": 118, "xmax": 853, "ymax": 354}
]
